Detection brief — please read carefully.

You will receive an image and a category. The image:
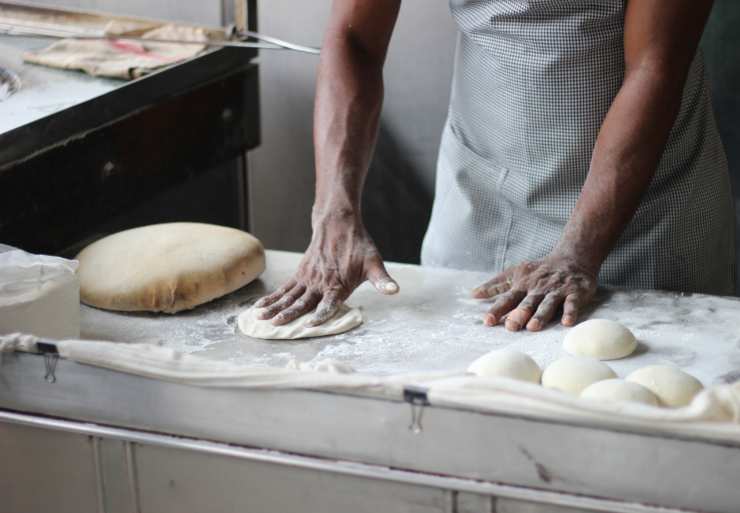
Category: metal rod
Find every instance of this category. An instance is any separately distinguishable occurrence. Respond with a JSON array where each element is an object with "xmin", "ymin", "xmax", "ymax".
[{"xmin": 242, "ymin": 29, "xmax": 320, "ymax": 55}]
